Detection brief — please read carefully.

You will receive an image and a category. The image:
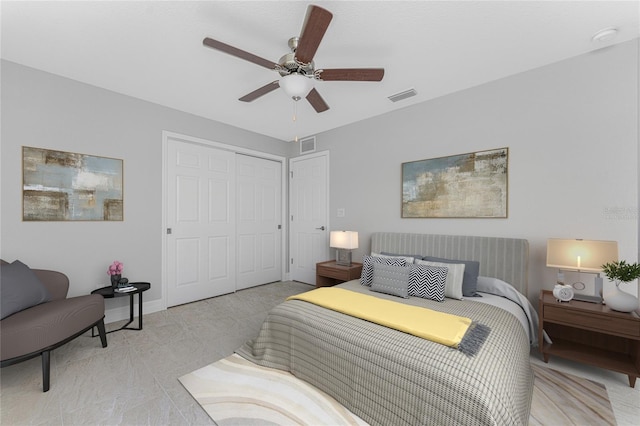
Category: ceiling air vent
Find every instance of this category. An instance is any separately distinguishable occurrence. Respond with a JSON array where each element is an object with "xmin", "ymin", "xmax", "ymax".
[
  {"xmin": 299, "ymin": 136, "xmax": 316, "ymax": 154},
  {"xmin": 388, "ymin": 88, "xmax": 417, "ymax": 103}
]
